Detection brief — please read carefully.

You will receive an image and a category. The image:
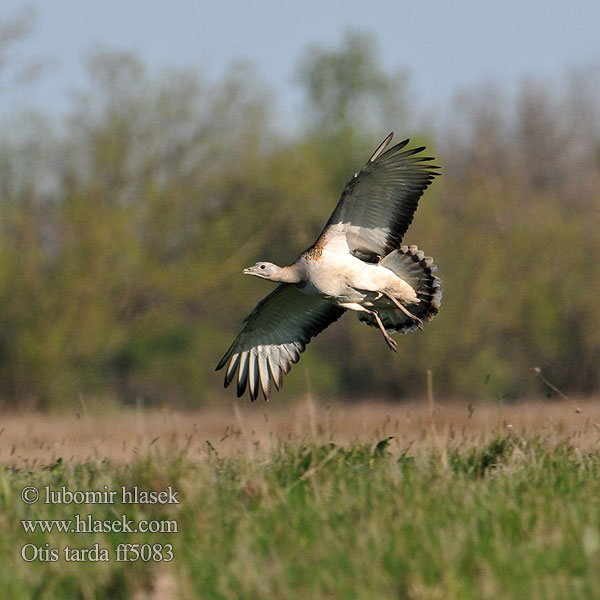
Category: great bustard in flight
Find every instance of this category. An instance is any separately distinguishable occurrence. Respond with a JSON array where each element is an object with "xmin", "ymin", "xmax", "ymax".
[{"xmin": 216, "ymin": 133, "xmax": 442, "ymax": 401}]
